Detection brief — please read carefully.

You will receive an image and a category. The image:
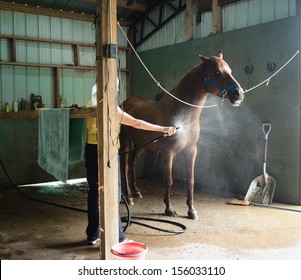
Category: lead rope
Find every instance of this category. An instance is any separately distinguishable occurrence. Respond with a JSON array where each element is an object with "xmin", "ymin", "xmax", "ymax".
[
  {"xmin": 244, "ymin": 50, "xmax": 300, "ymax": 93},
  {"xmin": 118, "ymin": 23, "xmax": 299, "ymax": 103},
  {"xmin": 117, "ymin": 22, "xmax": 220, "ymax": 109}
]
